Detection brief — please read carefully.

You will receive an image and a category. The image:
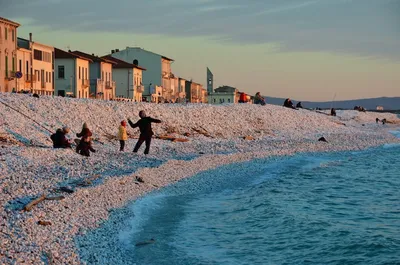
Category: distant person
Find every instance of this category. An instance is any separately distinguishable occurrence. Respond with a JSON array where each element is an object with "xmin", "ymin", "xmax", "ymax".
[
  {"xmin": 239, "ymin": 92, "xmax": 247, "ymax": 103},
  {"xmin": 296, "ymin": 102, "xmax": 303, "ymax": 108},
  {"xmin": 331, "ymin": 108, "xmax": 337, "ymax": 116},
  {"xmin": 50, "ymin": 127, "xmax": 72, "ymax": 148},
  {"xmin": 382, "ymin": 118, "xmax": 387, "ymax": 125},
  {"xmin": 254, "ymin": 92, "xmax": 266, "ymax": 105},
  {"xmin": 376, "ymin": 118, "xmax": 380, "ymax": 124},
  {"xmin": 128, "ymin": 110, "xmax": 162, "ymax": 155},
  {"xmin": 283, "ymin": 98, "xmax": 295, "ymax": 109},
  {"xmin": 76, "ymin": 122, "xmax": 96, "ymax": 157},
  {"xmin": 118, "ymin": 120, "xmax": 128, "ymax": 152}
]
